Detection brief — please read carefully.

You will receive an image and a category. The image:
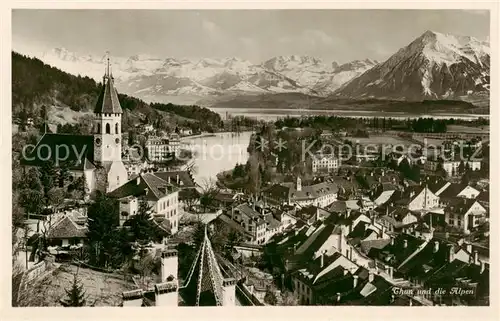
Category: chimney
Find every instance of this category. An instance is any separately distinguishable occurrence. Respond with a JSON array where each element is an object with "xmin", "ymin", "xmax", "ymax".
[
  {"xmin": 390, "ymin": 238, "xmax": 395, "ymax": 246},
  {"xmin": 480, "ymin": 260, "xmax": 485, "ymax": 274},
  {"xmin": 320, "ymin": 250, "xmax": 326, "ymax": 268},
  {"xmin": 368, "ymin": 271, "xmax": 374, "ymax": 283},
  {"xmin": 336, "ymin": 293, "xmax": 341, "ymax": 302},
  {"xmin": 381, "ymin": 170, "xmax": 385, "ymax": 176},
  {"xmin": 473, "ymin": 250, "xmax": 479, "ymax": 265},
  {"xmin": 433, "ymin": 241, "xmax": 439, "ymax": 253},
  {"xmin": 403, "ymin": 239, "xmax": 408, "ymax": 249},
  {"xmin": 296, "ymin": 176, "xmax": 302, "ymax": 191},
  {"xmin": 144, "ymin": 188, "xmax": 149, "ymax": 195},
  {"xmin": 466, "ymin": 243, "xmax": 472, "ymax": 253},
  {"xmin": 176, "ymin": 174, "xmax": 180, "ymax": 184},
  {"xmin": 136, "ymin": 176, "xmax": 141, "ymax": 185},
  {"xmin": 353, "ymin": 275, "xmax": 359, "ymax": 288},
  {"xmin": 448, "ymin": 244, "xmax": 455, "ymax": 262}
]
